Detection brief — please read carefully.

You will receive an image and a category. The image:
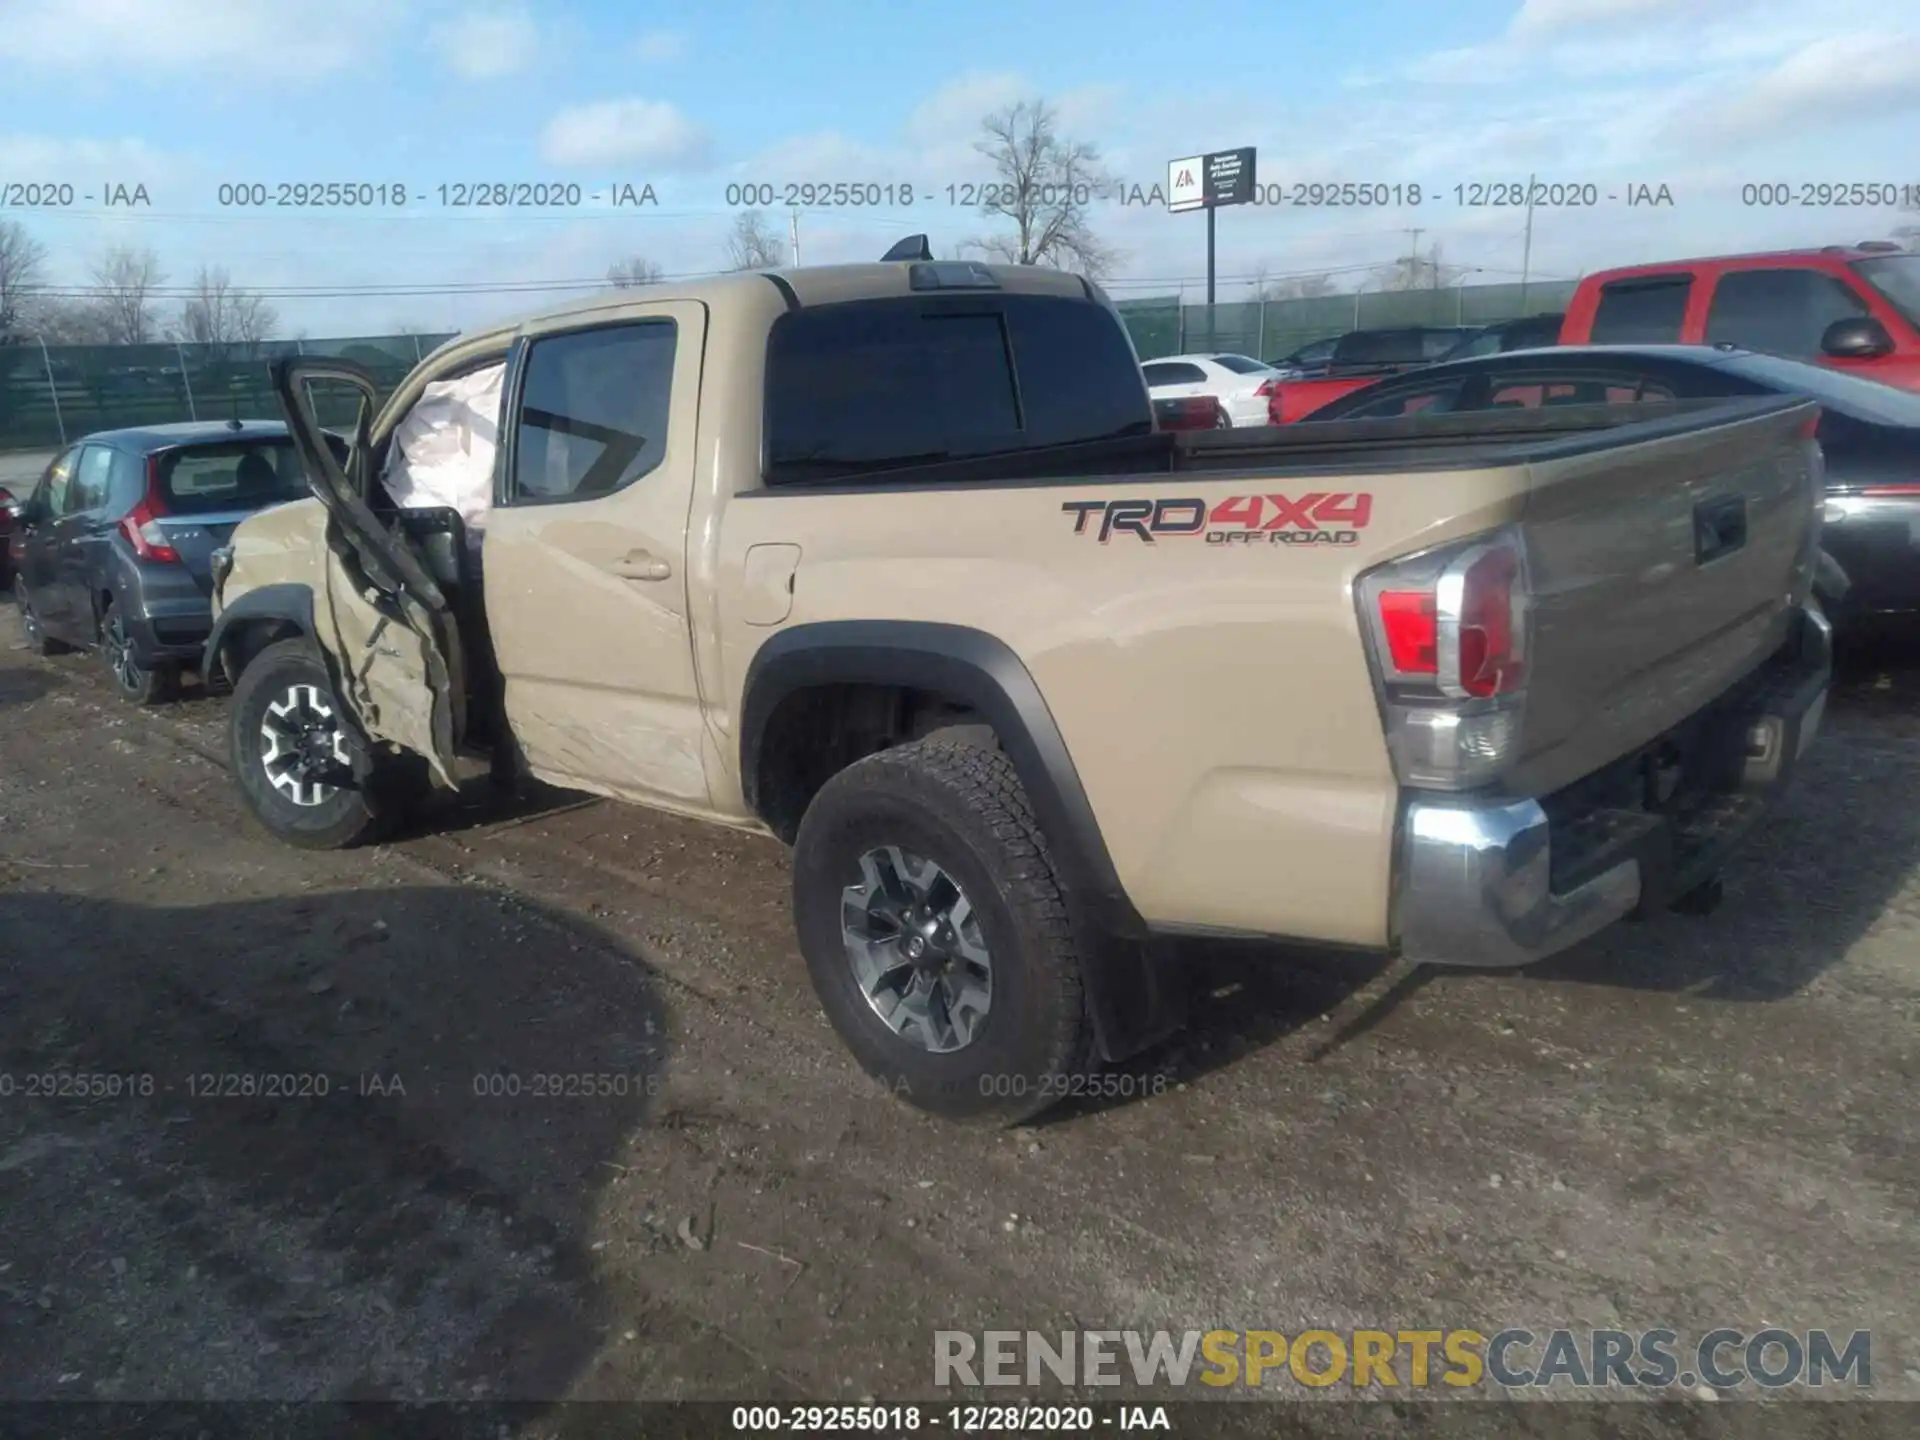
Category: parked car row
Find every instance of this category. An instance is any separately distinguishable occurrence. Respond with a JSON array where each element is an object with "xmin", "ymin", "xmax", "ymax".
[
  {"xmin": 1251, "ymin": 242, "xmax": 1920, "ymax": 425},
  {"xmin": 1141, "ymin": 243, "xmax": 1919, "ymax": 627},
  {"xmin": 1296, "ymin": 343, "xmax": 1920, "ymax": 623},
  {"xmin": 7, "ymin": 421, "xmax": 343, "ymax": 702}
]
